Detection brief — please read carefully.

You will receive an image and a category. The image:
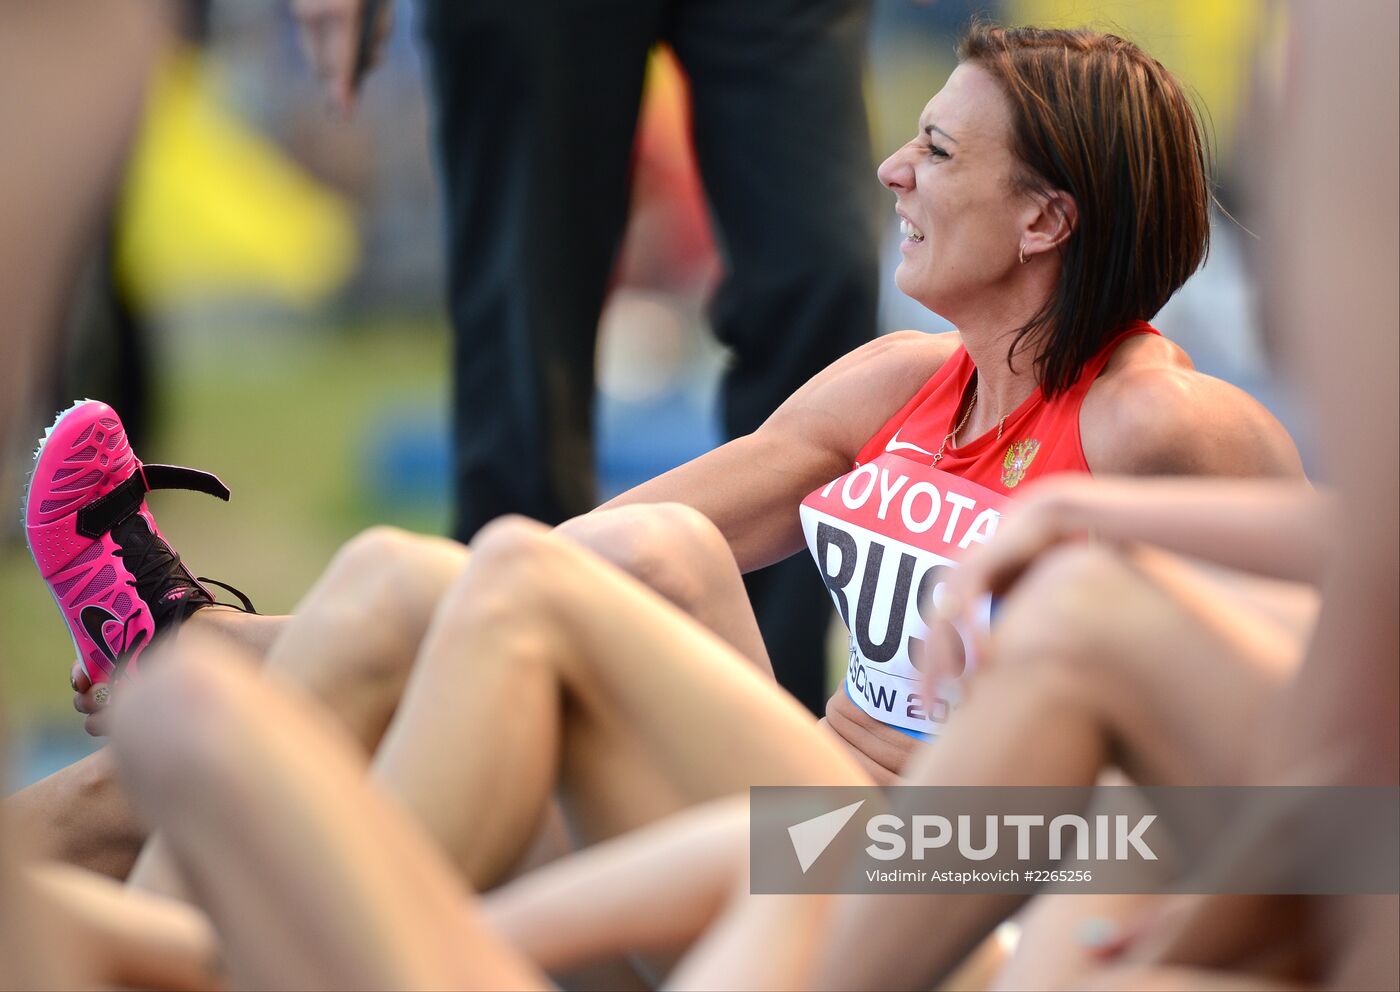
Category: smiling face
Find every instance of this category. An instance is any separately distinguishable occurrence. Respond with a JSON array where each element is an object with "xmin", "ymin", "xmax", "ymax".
[{"xmin": 877, "ymin": 63, "xmax": 1039, "ymax": 322}]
